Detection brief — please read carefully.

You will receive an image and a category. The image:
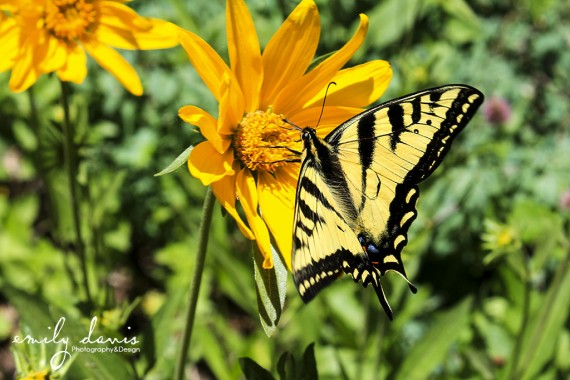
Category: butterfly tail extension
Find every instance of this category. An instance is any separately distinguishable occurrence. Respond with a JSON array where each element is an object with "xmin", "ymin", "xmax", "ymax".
[
  {"xmin": 364, "ymin": 268, "xmax": 393, "ymax": 320},
  {"xmin": 371, "ymin": 274, "xmax": 393, "ymax": 321},
  {"xmin": 343, "ymin": 259, "xmax": 394, "ymax": 320}
]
